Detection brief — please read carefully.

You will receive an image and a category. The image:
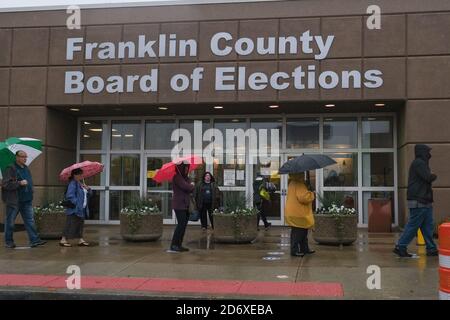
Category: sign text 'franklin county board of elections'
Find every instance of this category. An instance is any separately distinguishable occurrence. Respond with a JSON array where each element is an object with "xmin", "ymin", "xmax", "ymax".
[{"xmin": 64, "ymin": 31, "xmax": 383, "ymax": 94}]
